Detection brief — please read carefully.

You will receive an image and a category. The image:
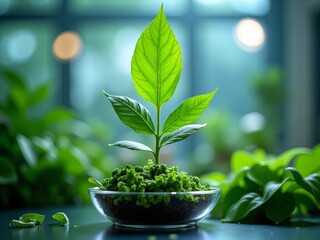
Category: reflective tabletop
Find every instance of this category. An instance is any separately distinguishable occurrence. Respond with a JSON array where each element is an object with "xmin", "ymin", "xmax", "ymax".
[{"xmin": 1, "ymin": 205, "xmax": 319, "ymax": 240}]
